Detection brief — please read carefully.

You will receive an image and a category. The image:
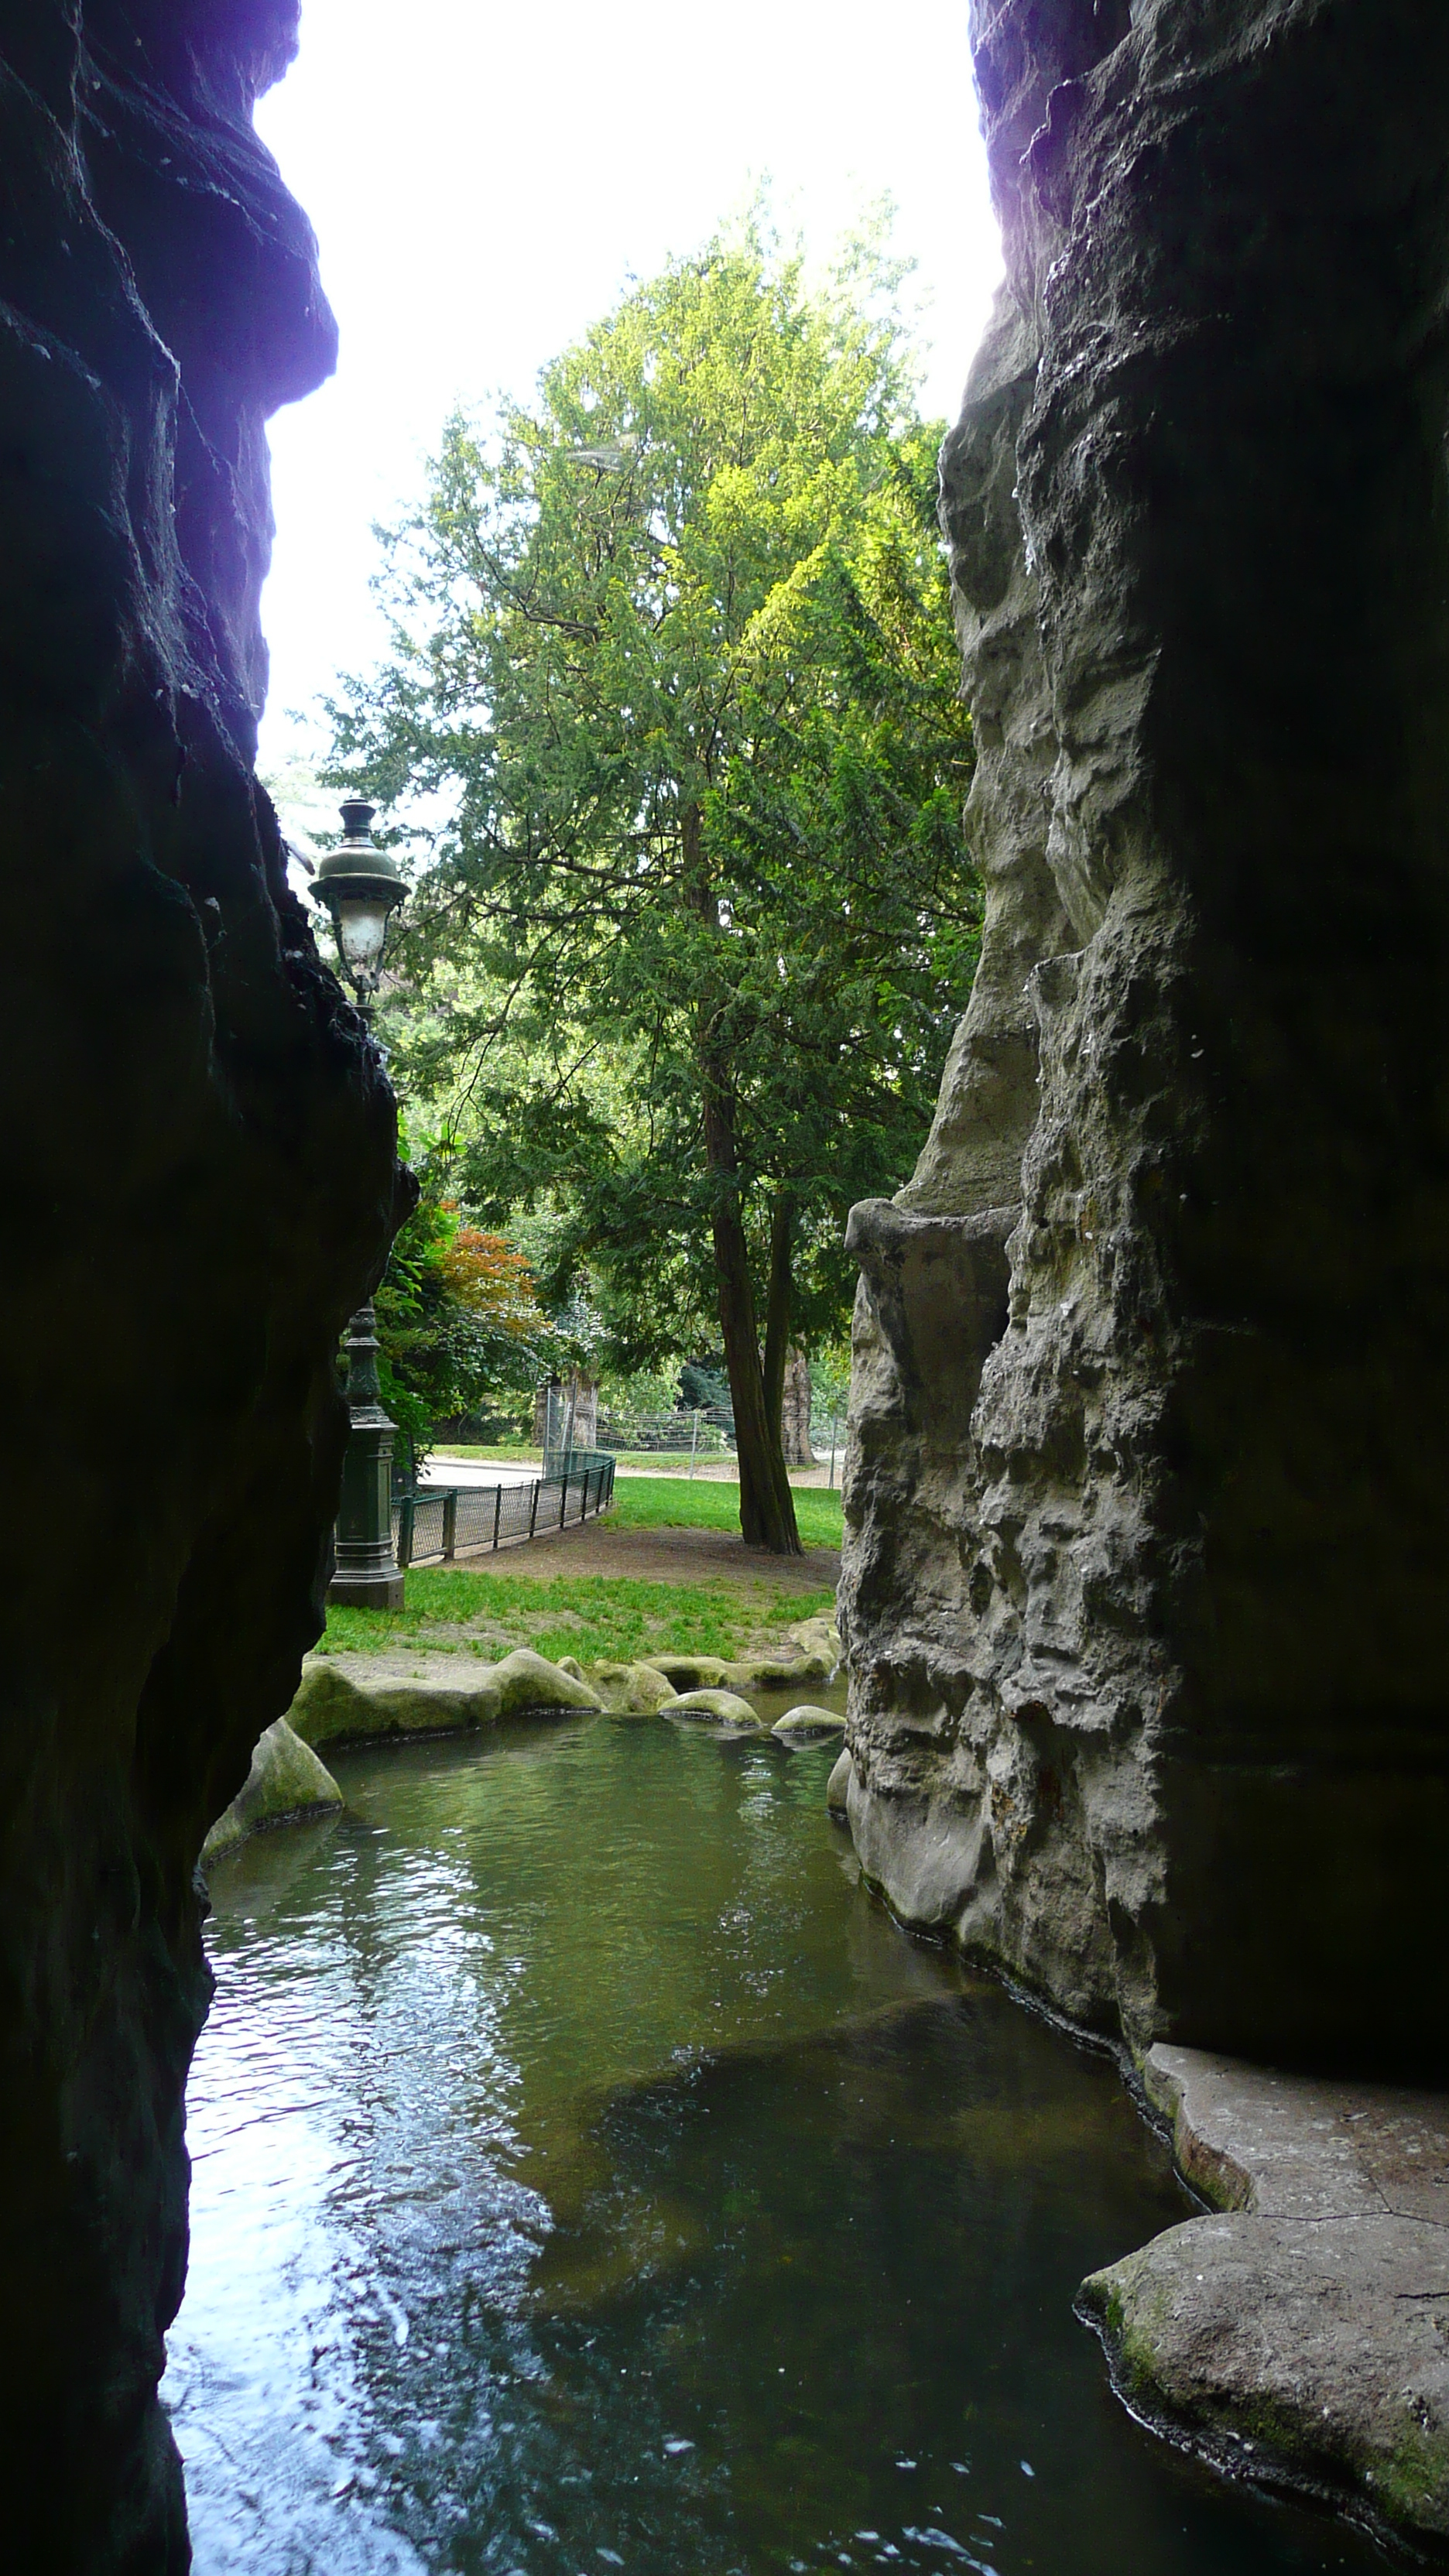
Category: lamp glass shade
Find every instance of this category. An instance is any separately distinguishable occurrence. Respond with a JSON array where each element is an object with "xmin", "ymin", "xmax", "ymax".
[{"xmin": 334, "ymin": 892, "xmax": 393, "ymax": 984}]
